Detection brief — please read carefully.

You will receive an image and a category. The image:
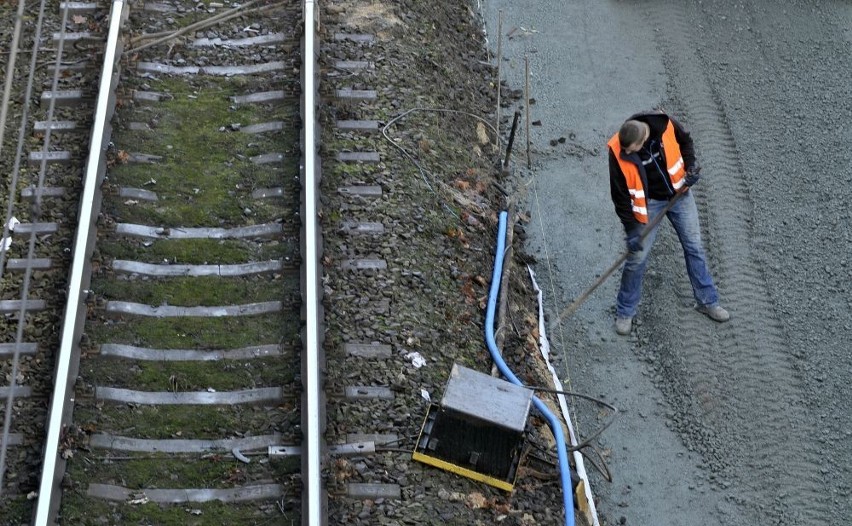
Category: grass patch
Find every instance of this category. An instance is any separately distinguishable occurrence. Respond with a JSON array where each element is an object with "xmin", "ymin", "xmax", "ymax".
[
  {"xmin": 66, "ymin": 453, "xmax": 298, "ymax": 490},
  {"xmin": 60, "ymin": 495, "xmax": 298, "ymax": 526},
  {"xmin": 108, "ymin": 155, "xmax": 299, "ymax": 226},
  {"xmin": 97, "ymin": 238, "xmax": 297, "ymax": 266},
  {"xmin": 107, "ymin": 77, "xmax": 299, "ymax": 227},
  {"xmin": 92, "ymin": 274, "xmax": 297, "ymax": 306},
  {"xmin": 82, "ymin": 357, "xmax": 295, "ymax": 391},
  {"xmin": 86, "ymin": 314, "xmax": 298, "ymax": 349},
  {"xmin": 111, "ymin": 189, "xmax": 295, "ymax": 227},
  {"xmin": 0, "ymin": 497, "xmax": 31, "ymax": 526},
  {"xmin": 74, "ymin": 403, "xmax": 297, "ymax": 440}
]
